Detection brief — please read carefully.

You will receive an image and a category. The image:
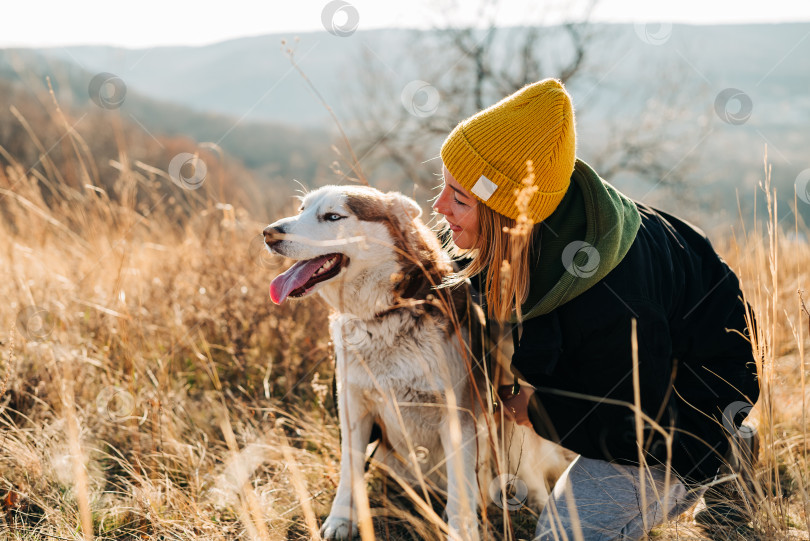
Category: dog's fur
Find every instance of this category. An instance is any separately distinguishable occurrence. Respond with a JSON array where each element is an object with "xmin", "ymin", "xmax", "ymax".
[{"xmin": 264, "ymin": 185, "xmax": 568, "ymax": 540}]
